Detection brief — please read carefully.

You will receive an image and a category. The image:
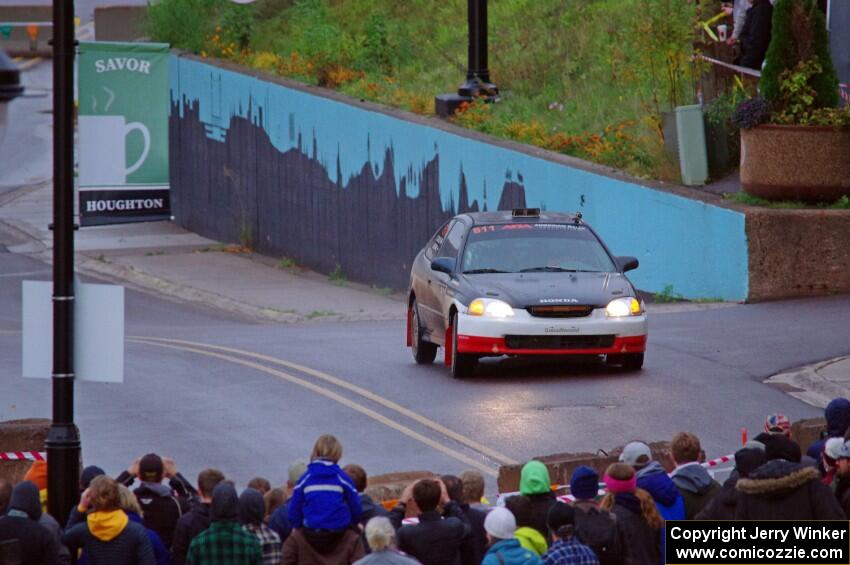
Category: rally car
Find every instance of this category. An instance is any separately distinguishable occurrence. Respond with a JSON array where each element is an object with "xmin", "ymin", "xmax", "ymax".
[{"xmin": 406, "ymin": 209, "xmax": 647, "ymax": 378}]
